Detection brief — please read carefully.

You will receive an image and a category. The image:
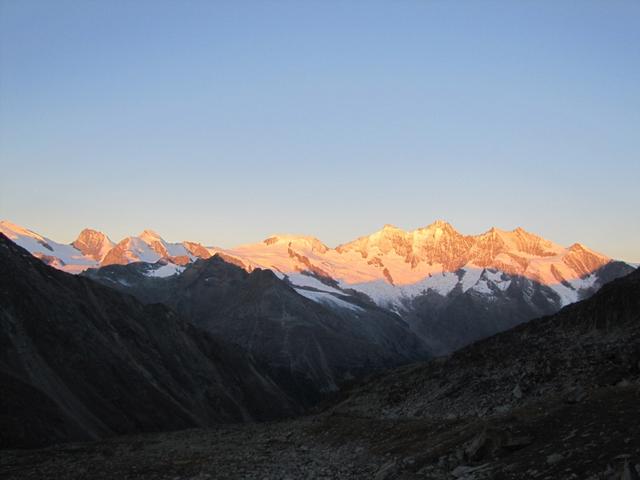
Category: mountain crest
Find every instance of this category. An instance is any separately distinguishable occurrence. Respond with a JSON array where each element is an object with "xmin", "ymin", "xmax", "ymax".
[
  {"xmin": 138, "ymin": 229, "xmax": 164, "ymax": 241},
  {"xmin": 3, "ymin": 220, "xmax": 623, "ymax": 298},
  {"xmin": 262, "ymin": 234, "xmax": 329, "ymax": 253},
  {"xmin": 72, "ymin": 228, "xmax": 114, "ymax": 261}
]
